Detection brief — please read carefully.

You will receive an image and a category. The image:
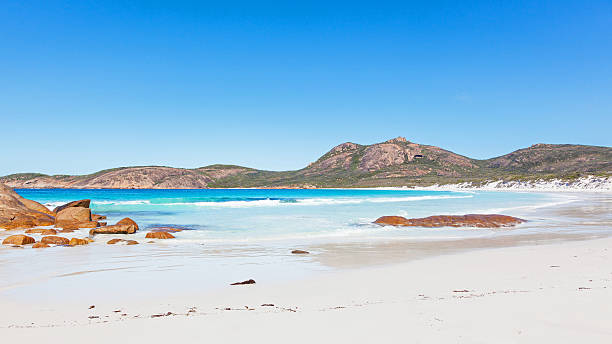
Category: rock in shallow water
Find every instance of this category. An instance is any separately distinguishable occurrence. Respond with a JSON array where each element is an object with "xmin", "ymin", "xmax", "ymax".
[
  {"xmin": 107, "ymin": 239, "xmax": 139, "ymax": 245},
  {"xmin": 374, "ymin": 214, "xmax": 525, "ymax": 228},
  {"xmin": 32, "ymin": 242, "xmax": 50, "ymax": 248},
  {"xmin": 149, "ymin": 226, "xmax": 184, "ymax": 233},
  {"xmin": 231, "ymin": 279, "xmax": 256, "ymax": 285},
  {"xmin": 116, "ymin": 217, "xmax": 139, "ymax": 232},
  {"xmin": 145, "ymin": 232, "xmax": 175, "ymax": 239},
  {"xmin": 291, "ymin": 250, "xmax": 310, "ymax": 254},
  {"xmin": 90, "ymin": 224, "xmax": 137, "ymax": 235}
]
